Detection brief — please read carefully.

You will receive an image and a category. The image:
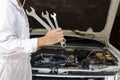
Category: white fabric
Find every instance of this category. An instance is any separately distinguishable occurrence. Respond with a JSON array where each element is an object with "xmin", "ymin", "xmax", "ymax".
[{"xmin": 0, "ymin": 0, "xmax": 38, "ymax": 80}]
